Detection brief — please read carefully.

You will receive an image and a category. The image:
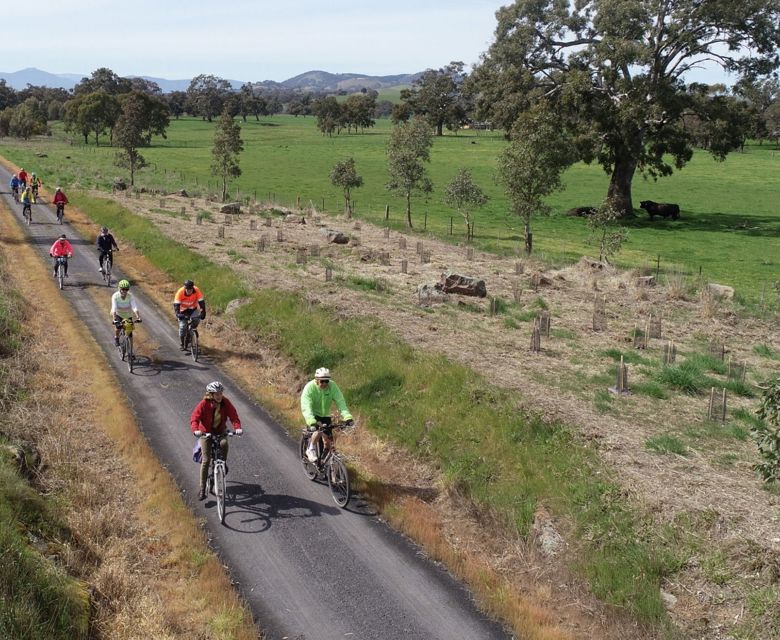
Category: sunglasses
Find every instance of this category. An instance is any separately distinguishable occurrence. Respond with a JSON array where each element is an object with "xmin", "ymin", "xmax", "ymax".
[
  {"xmin": 317, "ymin": 379, "xmax": 330, "ymax": 385},
  {"xmin": 120, "ymin": 288, "xmax": 129, "ymax": 292}
]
